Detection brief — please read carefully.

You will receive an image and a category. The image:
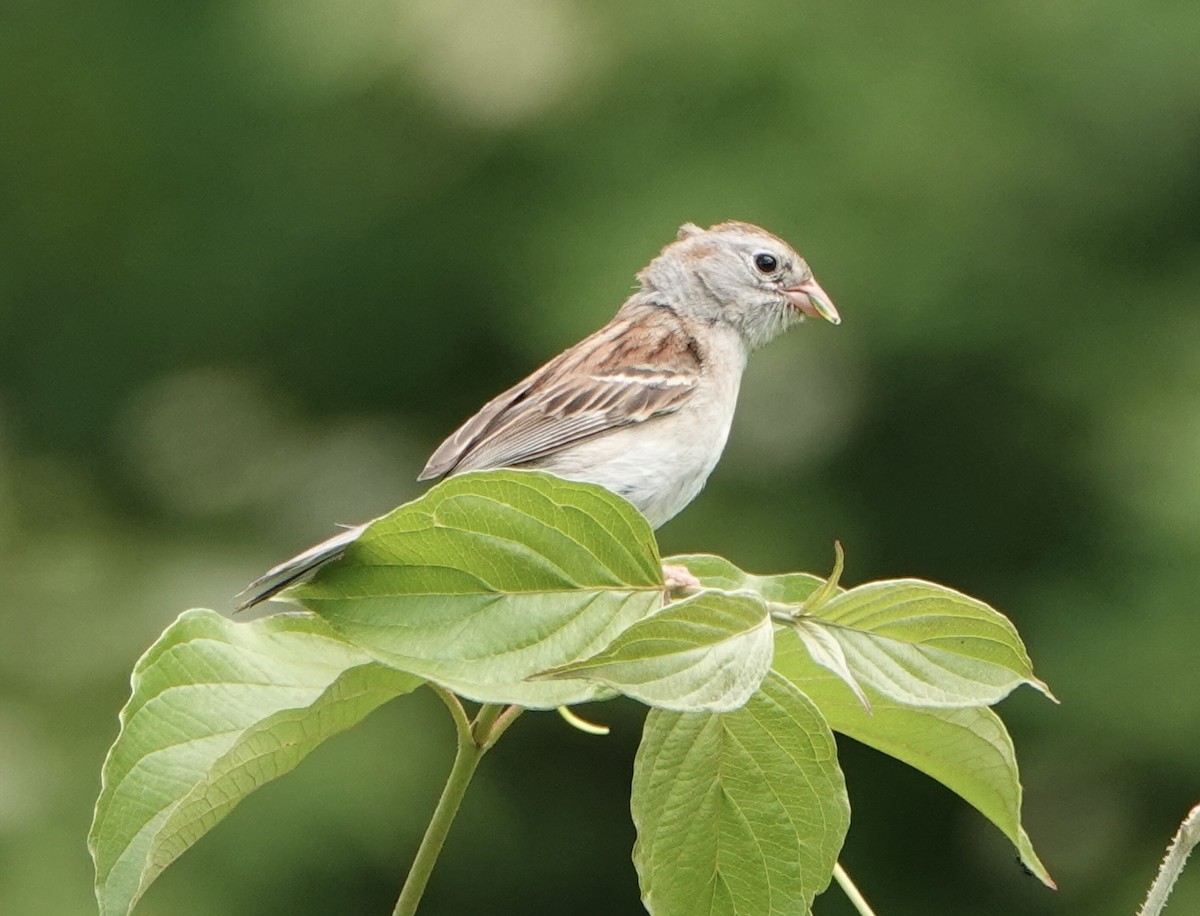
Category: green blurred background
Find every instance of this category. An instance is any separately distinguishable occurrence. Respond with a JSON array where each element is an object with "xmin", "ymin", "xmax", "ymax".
[{"xmin": 3, "ymin": 1, "xmax": 1199, "ymax": 913}]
